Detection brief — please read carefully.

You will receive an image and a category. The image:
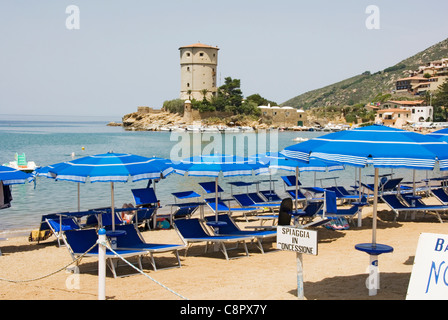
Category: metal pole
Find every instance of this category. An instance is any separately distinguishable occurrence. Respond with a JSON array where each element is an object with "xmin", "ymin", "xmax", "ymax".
[
  {"xmin": 111, "ymin": 182, "xmax": 115, "ymax": 231},
  {"xmin": 358, "ymin": 167, "xmax": 363, "ymax": 227},
  {"xmin": 98, "ymin": 228, "xmax": 106, "ymax": 300},
  {"xmin": 372, "ymin": 168, "xmax": 379, "ymax": 245},
  {"xmin": 297, "ymin": 252, "xmax": 304, "ymax": 300},
  {"xmin": 295, "ymin": 167, "xmax": 299, "ymax": 210}
]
